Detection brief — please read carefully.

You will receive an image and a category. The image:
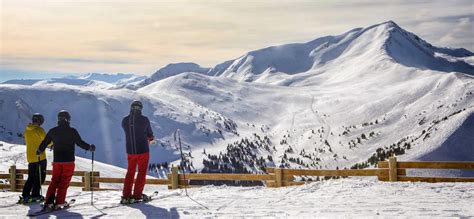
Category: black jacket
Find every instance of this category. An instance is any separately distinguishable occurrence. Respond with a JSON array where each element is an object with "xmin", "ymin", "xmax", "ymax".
[
  {"xmin": 38, "ymin": 121, "xmax": 92, "ymax": 162},
  {"xmin": 122, "ymin": 111, "xmax": 154, "ymax": 154}
]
